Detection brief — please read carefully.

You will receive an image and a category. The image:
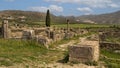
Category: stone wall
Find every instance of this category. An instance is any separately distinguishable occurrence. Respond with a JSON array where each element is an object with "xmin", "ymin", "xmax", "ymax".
[
  {"xmin": 8, "ymin": 28, "xmax": 88, "ymax": 46},
  {"xmin": 22, "ymin": 30, "xmax": 35, "ymax": 39},
  {"xmin": 100, "ymin": 42, "xmax": 120, "ymax": 50},
  {"xmin": 0, "ymin": 20, "xmax": 89, "ymax": 46},
  {"xmin": 99, "ymin": 31, "xmax": 120, "ymax": 41},
  {"xmin": 10, "ymin": 29, "xmax": 23, "ymax": 39}
]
